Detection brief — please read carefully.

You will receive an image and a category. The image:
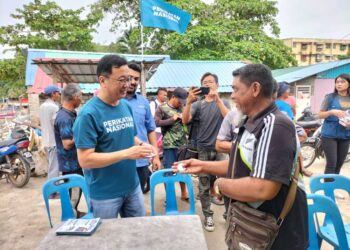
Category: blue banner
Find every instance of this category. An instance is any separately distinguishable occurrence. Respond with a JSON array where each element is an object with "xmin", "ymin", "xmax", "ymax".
[{"xmin": 140, "ymin": 0, "xmax": 192, "ymax": 34}]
